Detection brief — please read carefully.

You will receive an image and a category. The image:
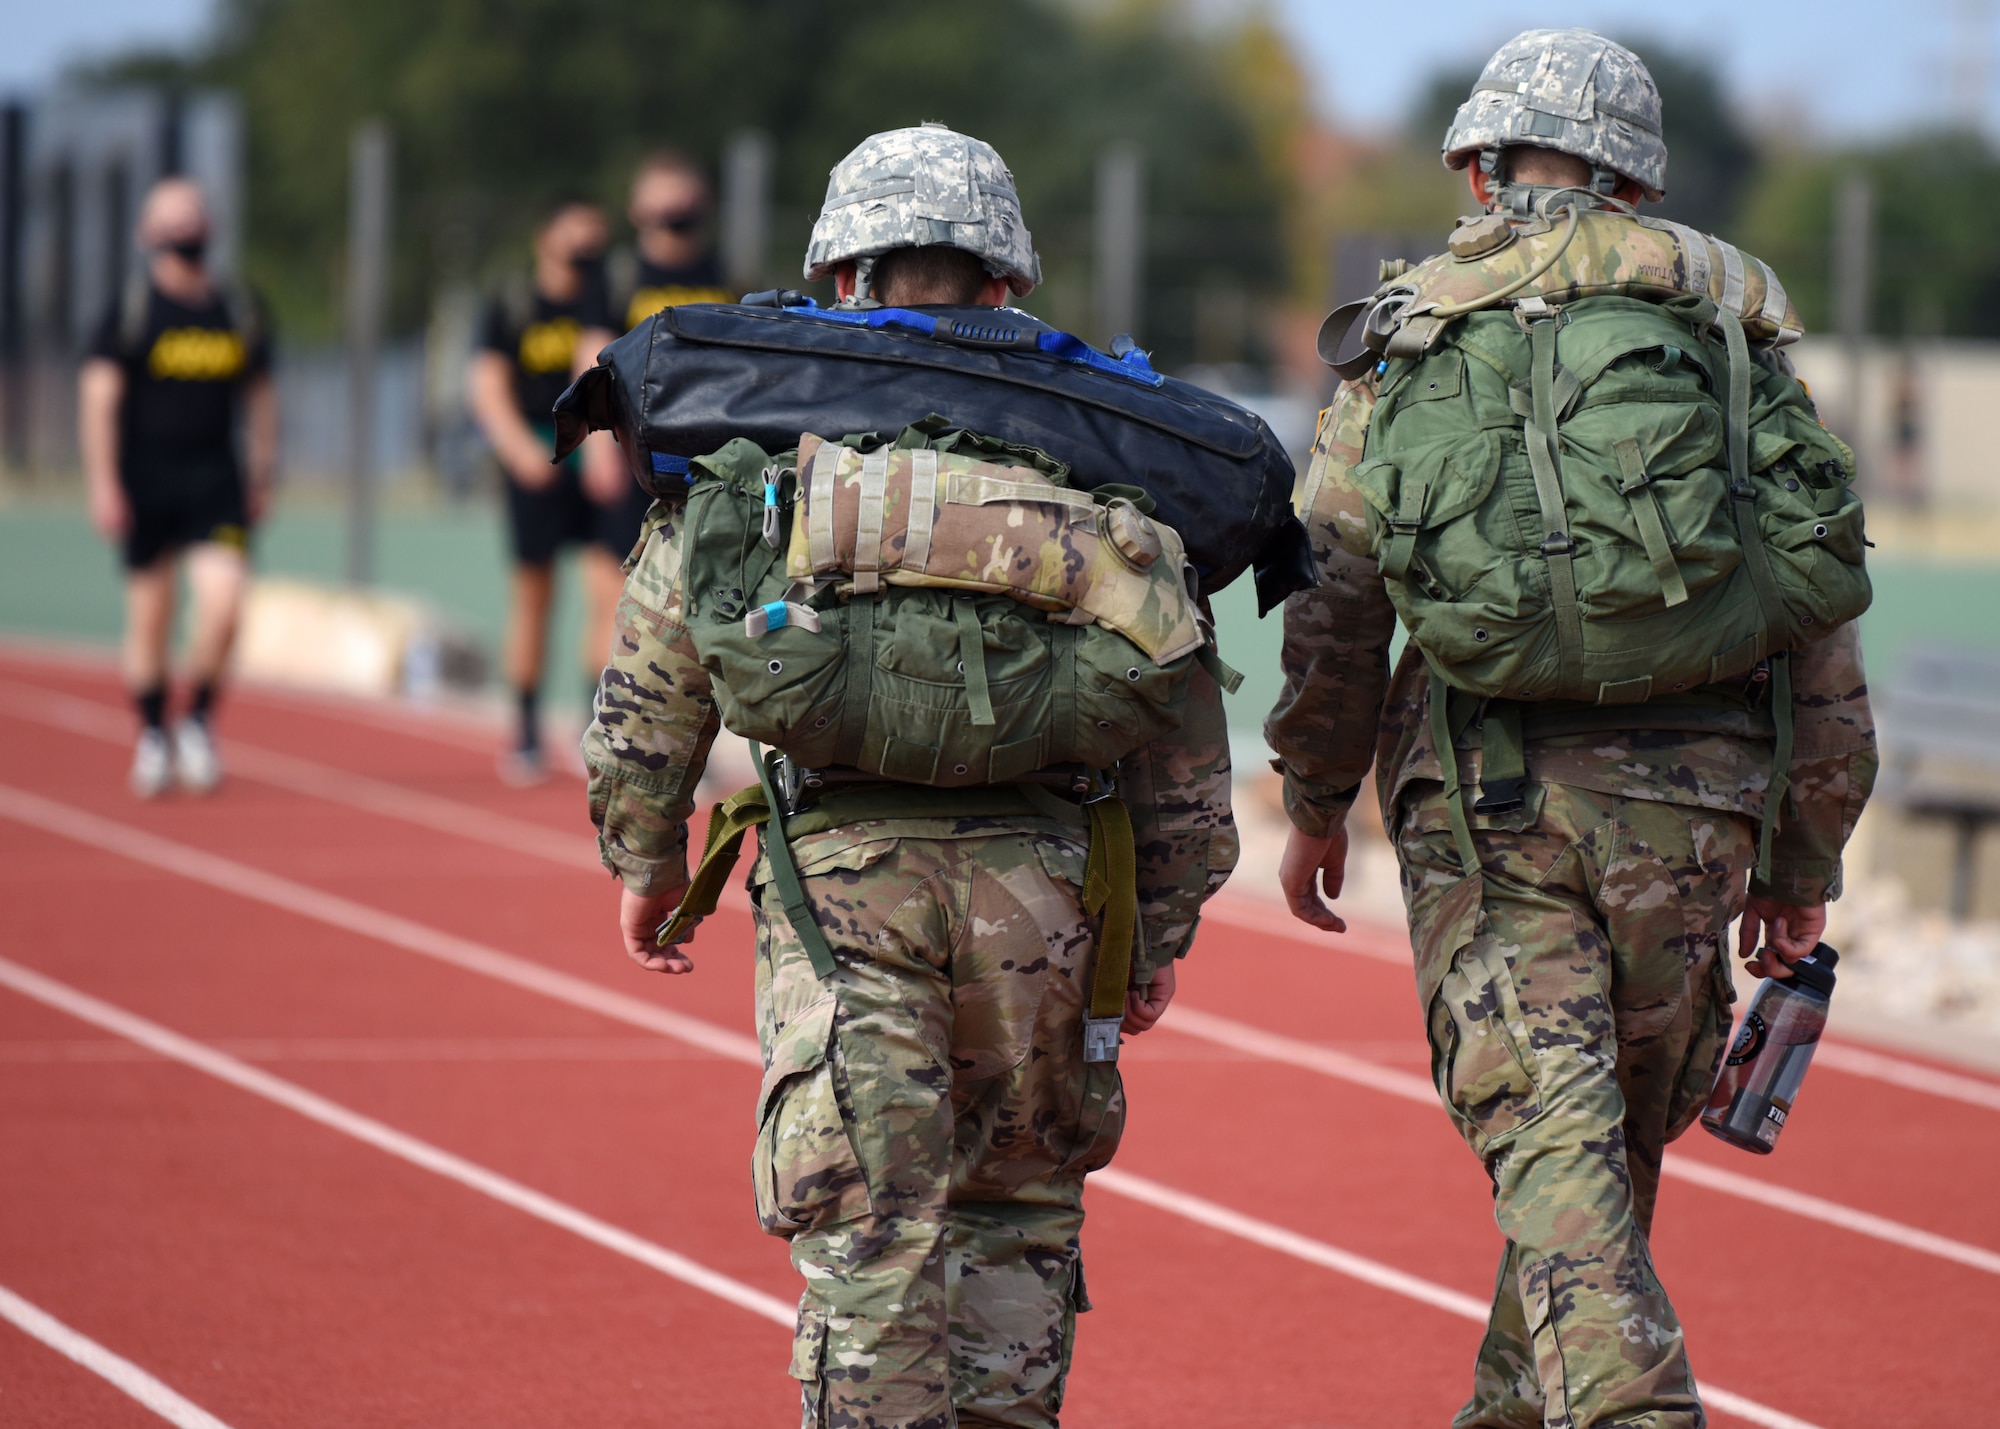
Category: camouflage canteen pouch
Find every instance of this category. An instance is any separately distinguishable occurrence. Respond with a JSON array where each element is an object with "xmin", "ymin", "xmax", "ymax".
[
  {"xmin": 1345, "ymin": 207, "xmax": 1871, "ymax": 707},
  {"xmin": 679, "ymin": 421, "xmax": 1204, "ymax": 787}
]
